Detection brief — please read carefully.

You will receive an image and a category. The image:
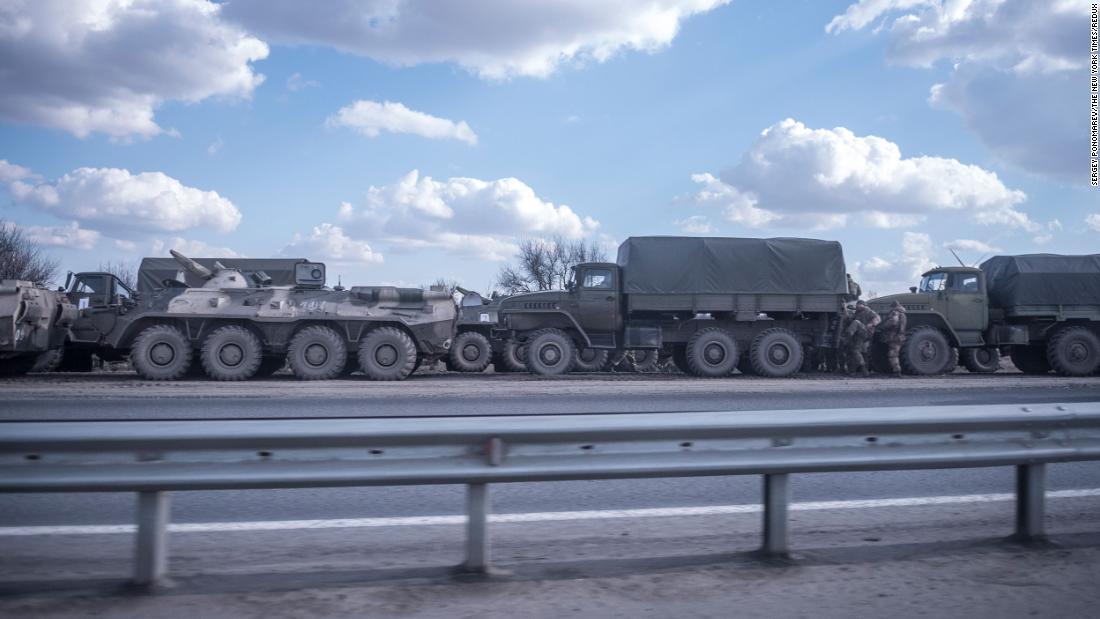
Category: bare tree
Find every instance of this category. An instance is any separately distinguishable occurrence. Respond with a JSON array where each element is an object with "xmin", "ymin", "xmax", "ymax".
[
  {"xmin": 98, "ymin": 259, "xmax": 137, "ymax": 290},
  {"xmin": 496, "ymin": 236, "xmax": 607, "ymax": 294},
  {"xmin": 0, "ymin": 220, "xmax": 59, "ymax": 286},
  {"xmin": 421, "ymin": 277, "xmax": 460, "ymax": 295}
]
